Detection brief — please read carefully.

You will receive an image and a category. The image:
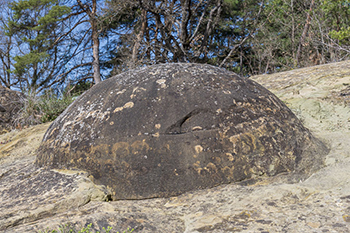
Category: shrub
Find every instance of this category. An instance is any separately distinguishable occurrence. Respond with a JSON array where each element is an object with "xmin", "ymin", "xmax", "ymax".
[
  {"xmin": 13, "ymin": 91, "xmax": 44, "ymax": 127},
  {"xmin": 14, "ymin": 89, "xmax": 76, "ymax": 128},
  {"xmin": 38, "ymin": 91, "xmax": 75, "ymax": 123}
]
